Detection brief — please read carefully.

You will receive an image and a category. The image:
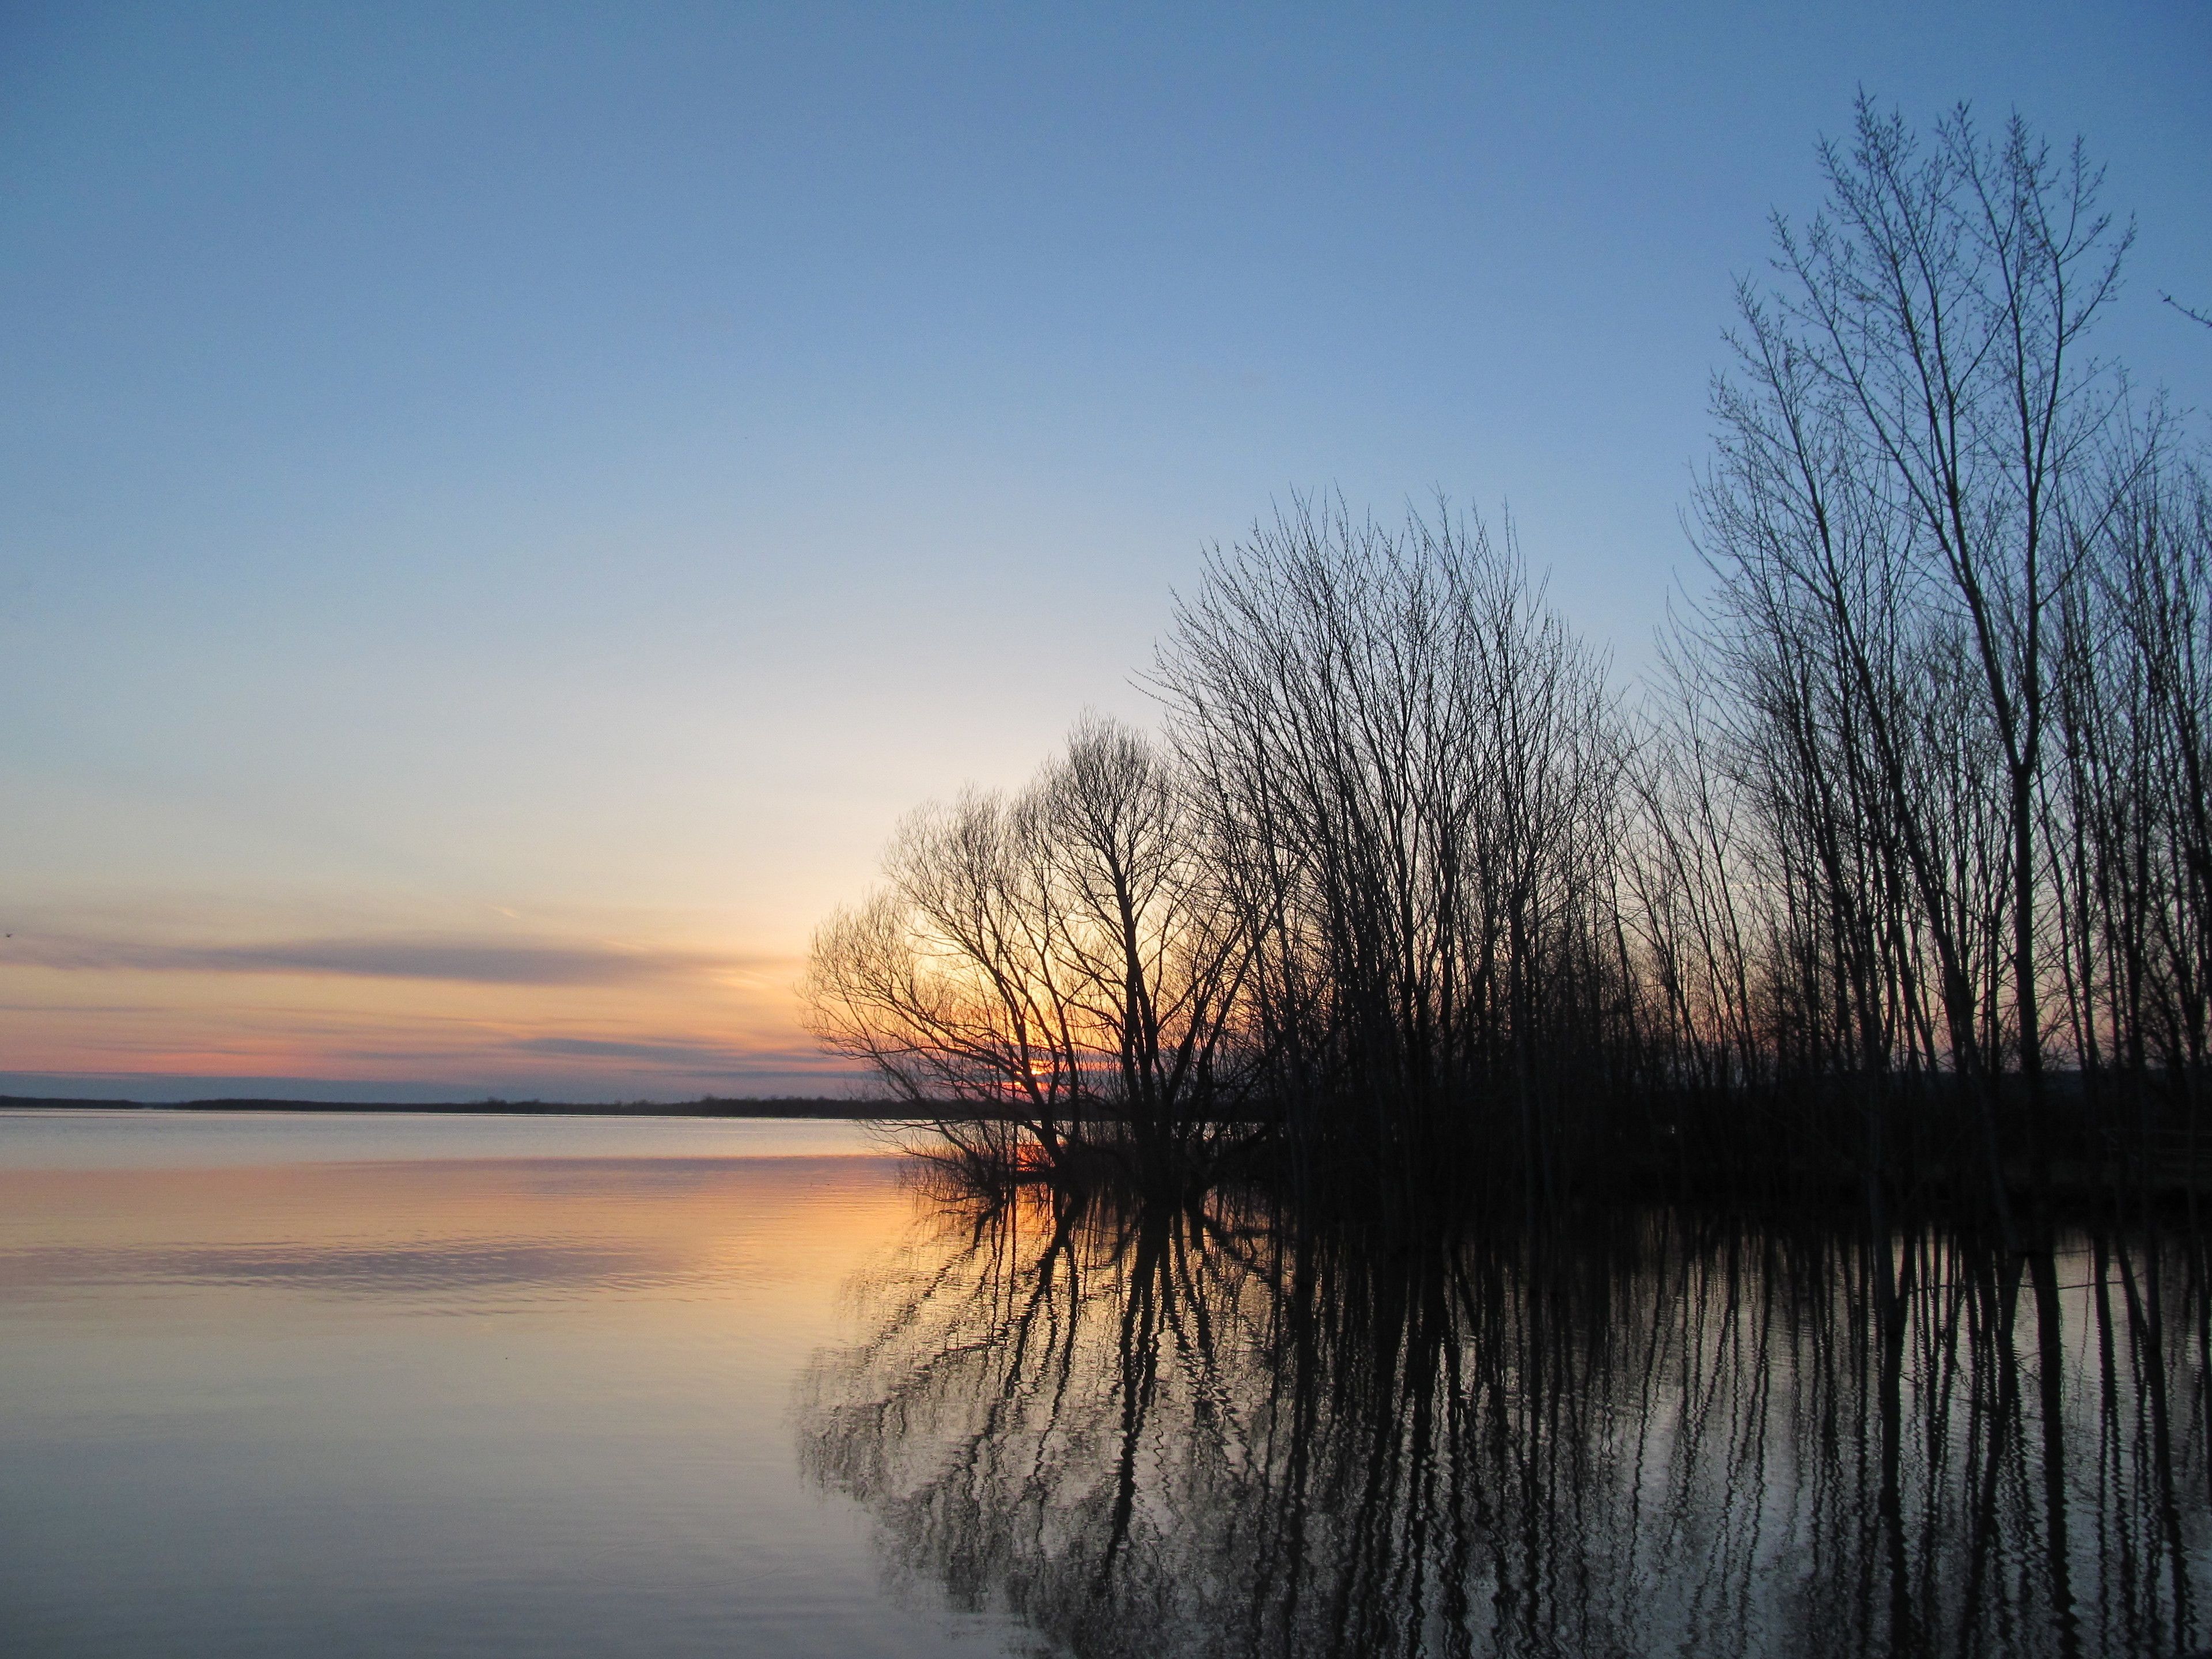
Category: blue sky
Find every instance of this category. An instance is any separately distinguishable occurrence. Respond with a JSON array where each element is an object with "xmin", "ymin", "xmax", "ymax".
[{"xmin": 3, "ymin": 2, "xmax": 2207, "ymax": 1099}]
